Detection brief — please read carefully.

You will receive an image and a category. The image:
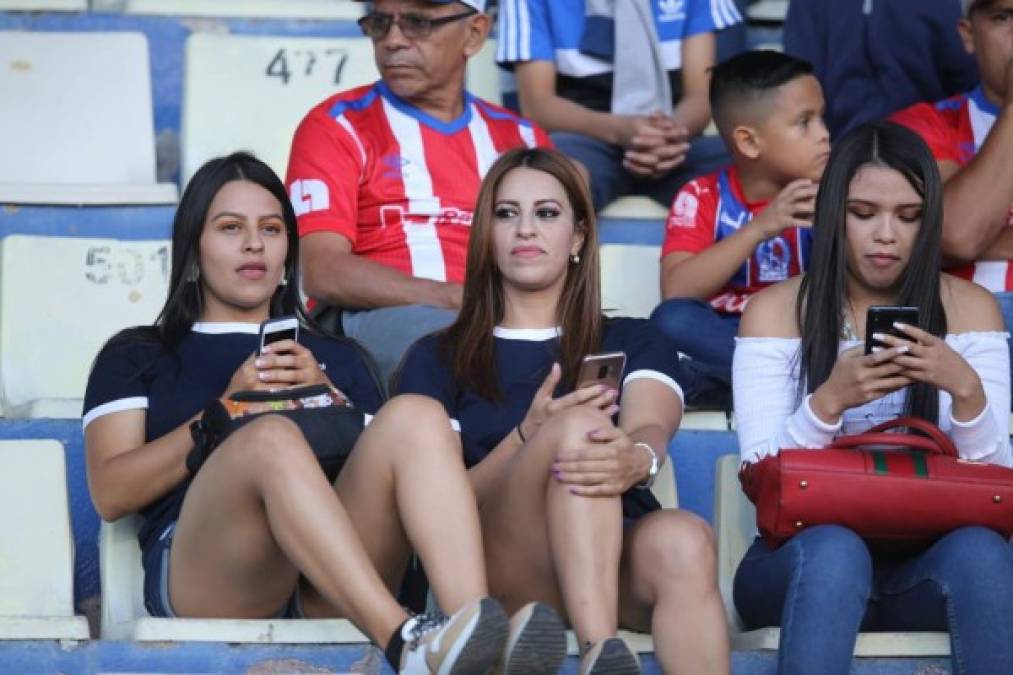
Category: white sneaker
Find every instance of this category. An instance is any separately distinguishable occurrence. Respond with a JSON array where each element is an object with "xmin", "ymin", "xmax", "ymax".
[
  {"xmin": 399, "ymin": 597, "xmax": 509, "ymax": 675},
  {"xmin": 496, "ymin": 602, "xmax": 567, "ymax": 675},
  {"xmin": 580, "ymin": 636, "xmax": 641, "ymax": 675}
]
